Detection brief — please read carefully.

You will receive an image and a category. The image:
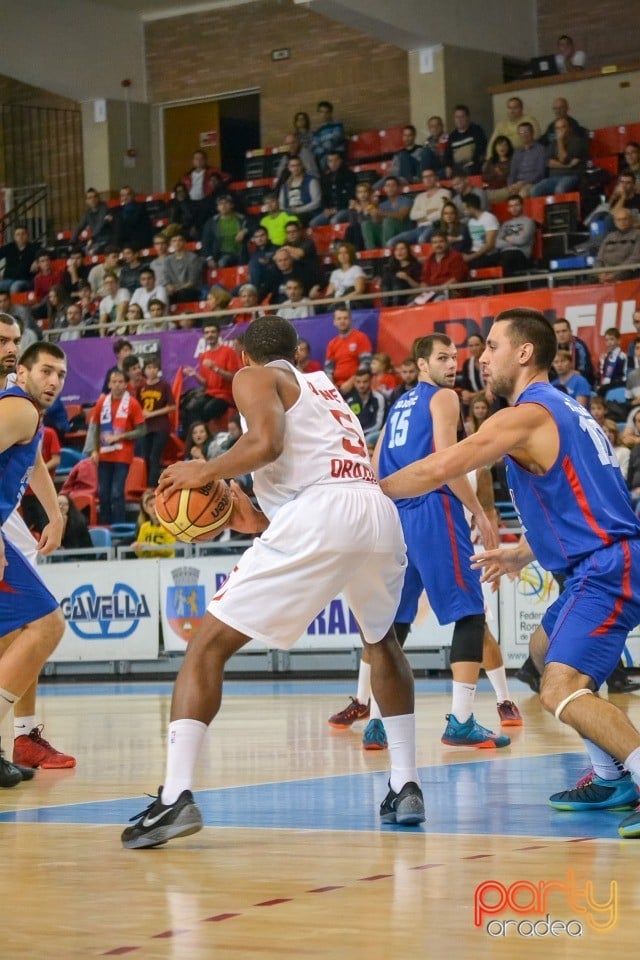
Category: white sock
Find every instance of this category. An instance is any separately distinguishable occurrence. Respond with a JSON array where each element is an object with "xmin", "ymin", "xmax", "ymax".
[
  {"xmin": 583, "ymin": 738, "xmax": 624, "ymax": 780},
  {"xmin": 356, "ymin": 660, "xmax": 371, "ymax": 706},
  {"xmin": 624, "ymin": 746, "xmax": 640, "ymax": 785},
  {"xmin": 485, "ymin": 667, "xmax": 510, "ymax": 704},
  {"xmin": 161, "ymin": 719, "xmax": 208, "ymax": 805},
  {"xmin": 369, "ymin": 693, "xmax": 382, "ymax": 721},
  {"xmin": 383, "ymin": 713, "xmax": 419, "ymax": 793},
  {"xmin": 14, "ymin": 715, "xmax": 37, "ymax": 738},
  {"xmin": 0, "ymin": 688, "xmax": 19, "ymax": 725},
  {"xmin": 451, "ymin": 681, "xmax": 476, "ymax": 723}
]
